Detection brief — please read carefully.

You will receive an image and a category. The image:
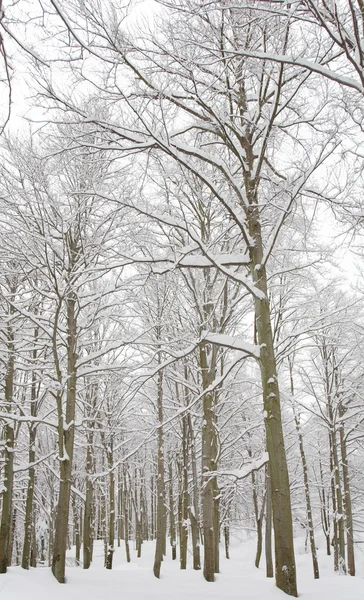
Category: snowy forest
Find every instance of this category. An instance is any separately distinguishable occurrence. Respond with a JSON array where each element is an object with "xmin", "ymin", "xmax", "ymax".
[{"xmin": 1, "ymin": 1, "xmax": 364, "ymax": 599}]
